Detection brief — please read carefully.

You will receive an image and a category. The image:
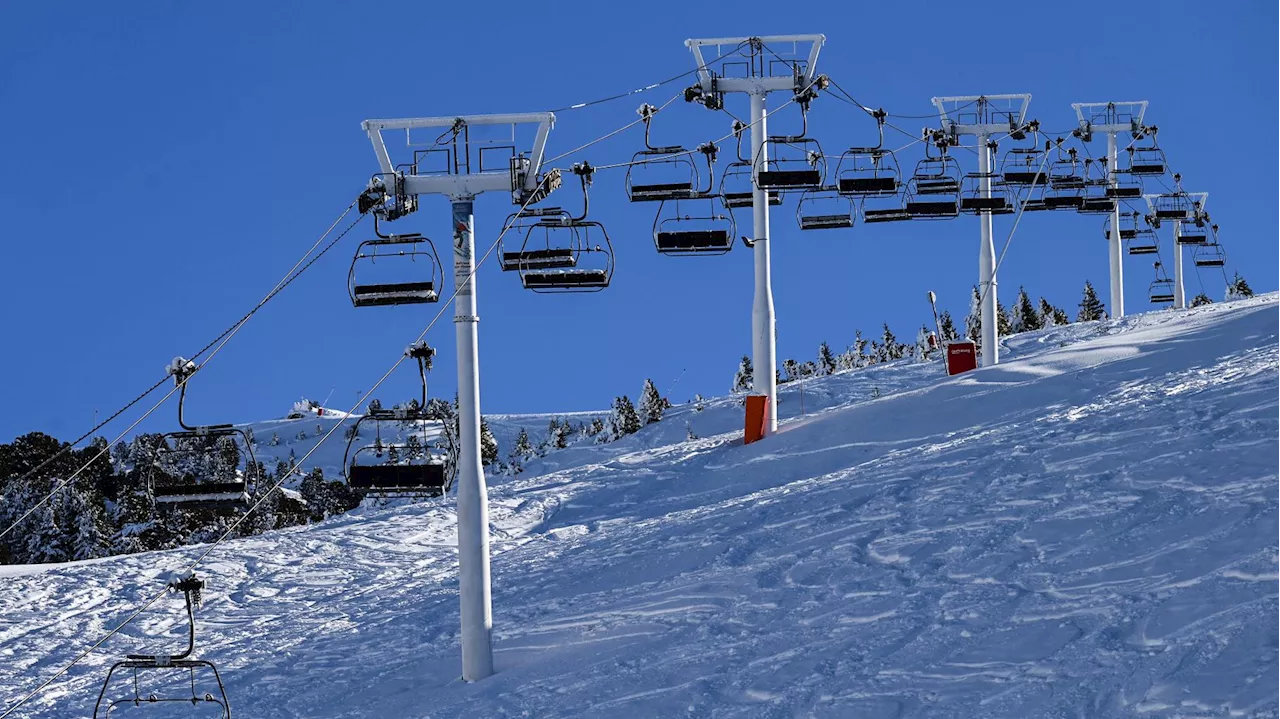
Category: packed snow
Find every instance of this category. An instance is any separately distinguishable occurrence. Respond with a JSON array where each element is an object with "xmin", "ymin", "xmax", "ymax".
[{"xmin": 0, "ymin": 295, "xmax": 1276, "ymax": 718}]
